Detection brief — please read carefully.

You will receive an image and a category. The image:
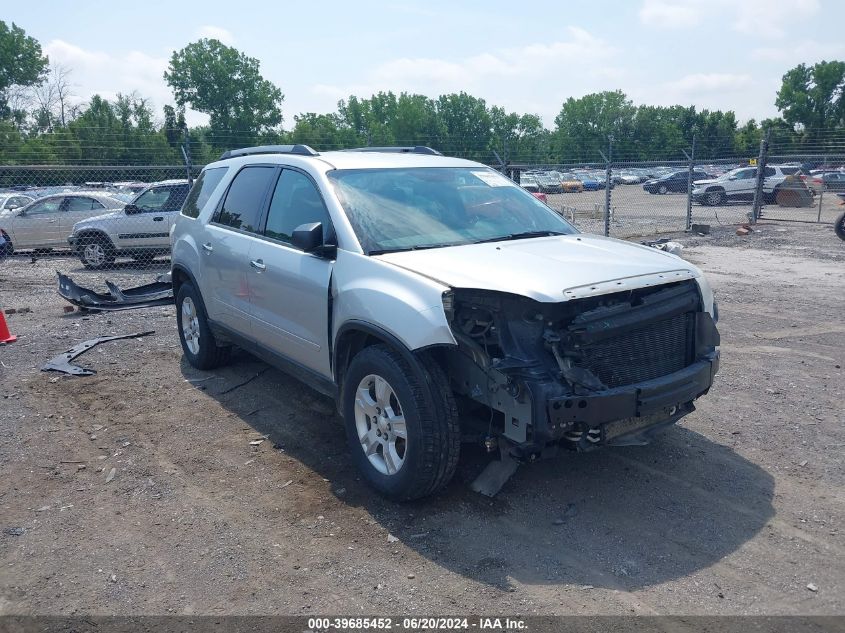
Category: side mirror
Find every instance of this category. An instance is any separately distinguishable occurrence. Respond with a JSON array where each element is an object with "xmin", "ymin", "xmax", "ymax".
[
  {"xmin": 292, "ymin": 222, "xmax": 335, "ymax": 257},
  {"xmin": 124, "ymin": 204, "xmax": 140, "ymax": 215}
]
